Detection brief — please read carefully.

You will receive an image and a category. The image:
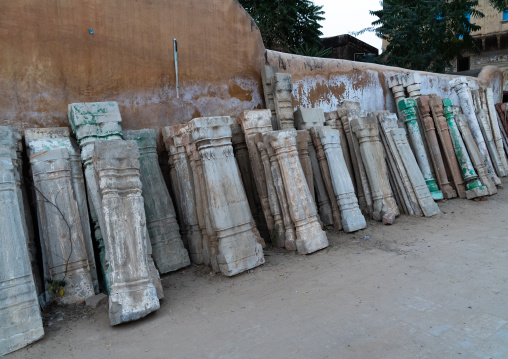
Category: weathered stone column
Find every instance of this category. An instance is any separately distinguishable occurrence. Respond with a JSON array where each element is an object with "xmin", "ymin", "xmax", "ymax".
[
  {"xmin": 455, "ymin": 113, "xmax": 498, "ymax": 196},
  {"xmin": 93, "ymin": 140, "xmax": 160, "ymax": 325},
  {"xmin": 476, "ymin": 105, "xmax": 506, "ymax": 177},
  {"xmin": 123, "ymin": 130, "xmax": 190, "ymax": 273},
  {"xmin": 351, "ymin": 113, "xmax": 400, "ymax": 224},
  {"xmin": 273, "ymin": 73, "xmax": 295, "ymax": 130},
  {"xmin": 295, "ymin": 130, "xmax": 315, "ymax": 202},
  {"xmin": 325, "ymin": 111, "xmax": 355, "ymax": 184},
  {"xmin": 388, "ymin": 74, "xmax": 407, "ymax": 126},
  {"xmin": 69, "ymin": 102, "xmax": 124, "ymax": 291},
  {"xmin": 429, "ymin": 95, "xmax": 468, "ymax": 198},
  {"xmin": 261, "ymin": 65, "xmax": 279, "ymax": 130},
  {"xmin": 485, "ymin": 88, "xmax": 508, "ymax": 173},
  {"xmin": 449, "ymin": 77, "xmax": 502, "ymax": 186},
  {"xmin": 30, "ymin": 148, "xmax": 95, "ymax": 304},
  {"xmin": 294, "ymin": 107, "xmax": 334, "ymax": 227},
  {"xmin": 162, "ymin": 124, "xmax": 203, "ymax": 264},
  {"xmin": 189, "ymin": 116, "xmax": 265, "ymax": 276},
  {"xmin": 416, "ymin": 96, "xmax": 457, "ymax": 199},
  {"xmin": 312, "ymin": 126, "xmax": 366, "ymax": 232},
  {"xmin": 402, "ymin": 73, "xmax": 422, "ymax": 98},
  {"xmin": 25, "ymin": 128, "xmax": 99, "ymax": 293},
  {"xmin": 0, "ymin": 133, "xmax": 44, "ymax": 357},
  {"xmin": 265, "ymin": 130, "xmax": 329, "ymax": 254},
  {"xmin": 310, "ymin": 128, "xmax": 342, "ymax": 230},
  {"xmin": 442, "ymin": 99, "xmax": 488, "ymax": 199},
  {"xmin": 398, "ymin": 98, "xmax": 443, "ymax": 200}
]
